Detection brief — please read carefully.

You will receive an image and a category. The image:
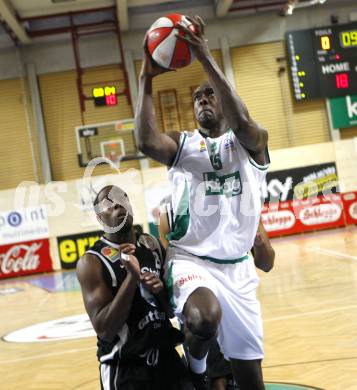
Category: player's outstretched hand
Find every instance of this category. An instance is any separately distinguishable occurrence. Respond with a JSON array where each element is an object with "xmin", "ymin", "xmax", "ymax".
[
  {"xmin": 176, "ymin": 15, "xmax": 210, "ymax": 62},
  {"xmin": 140, "ymin": 37, "xmax": 175, "ymax": 79},
  {"xmin": 120, "ymin": 243, "xmax": 141, "ymax": 281},
  {"xmin": 140, "ymin": 272, "xmax": 164, "ymax": 294}
]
